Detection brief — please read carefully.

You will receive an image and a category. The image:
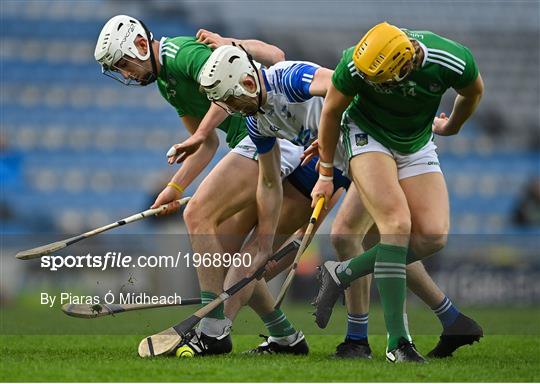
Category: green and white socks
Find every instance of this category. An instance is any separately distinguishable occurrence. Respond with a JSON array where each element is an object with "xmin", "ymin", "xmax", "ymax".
[
  {"xmin": 335, "ymin": 243, "xmax": 410, "ymax": 350},
  {"xmin": 200, "ymin": 291, "xmax": 225, "ymax": 319},
  {"xmin": 261, "ymin": 308, "xmax": 296, "ymax": 338},
  {"xmin": 199, "ymin": 291, "xmax": 232, "ymax": 337},
  {"xmin": 373, "ymin": 244, "xmax": 409, "ymax": 350},
  {"xmin": 199, "ymin": 292, "xmax": 296, "ymax": 341}
]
